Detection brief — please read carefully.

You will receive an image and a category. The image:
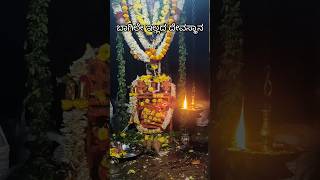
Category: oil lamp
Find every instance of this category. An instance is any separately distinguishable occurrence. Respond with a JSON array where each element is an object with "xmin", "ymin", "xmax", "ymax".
[{"xmin": 180, "ymin": 95, "xmax": 190, "ymax": 147}]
